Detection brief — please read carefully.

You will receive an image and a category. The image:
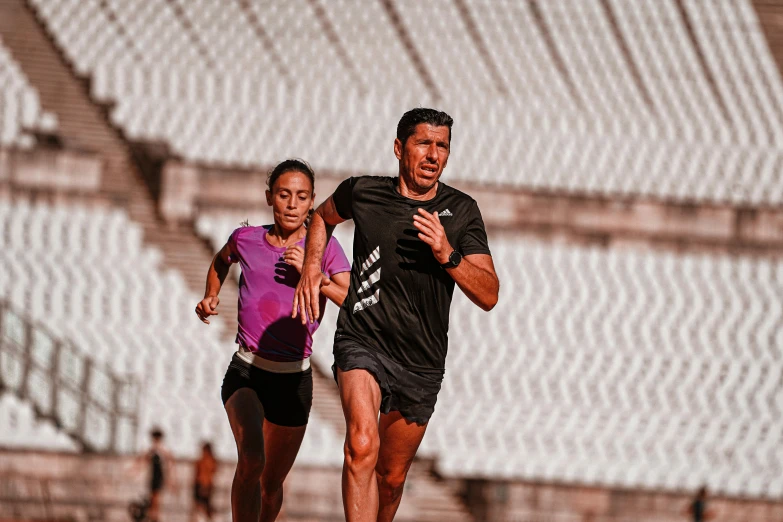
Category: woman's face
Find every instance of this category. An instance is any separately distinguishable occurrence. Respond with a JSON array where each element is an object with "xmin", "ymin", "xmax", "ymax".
[{"xmin": 266, "ymin": 170, "xmax": 314, "ymax": 233}]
